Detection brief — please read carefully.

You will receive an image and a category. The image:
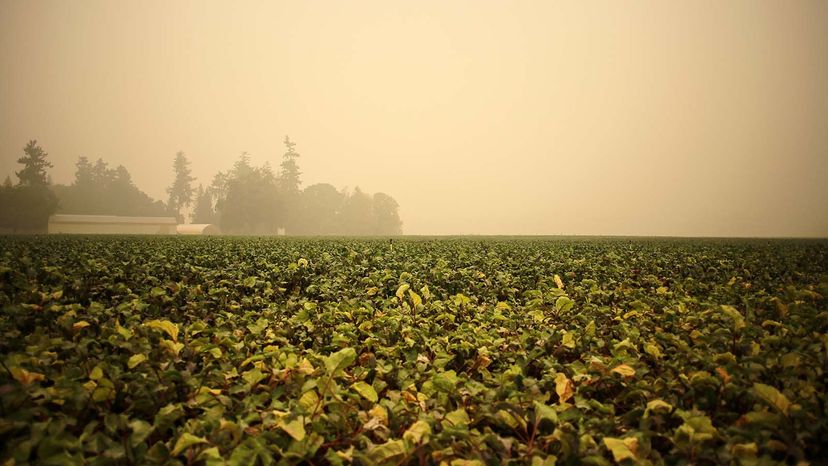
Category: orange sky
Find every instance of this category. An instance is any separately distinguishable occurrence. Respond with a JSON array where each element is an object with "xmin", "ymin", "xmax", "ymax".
[{"xmin": 1, "ymin": 0, "xmax": 826, "ymax": 236}]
